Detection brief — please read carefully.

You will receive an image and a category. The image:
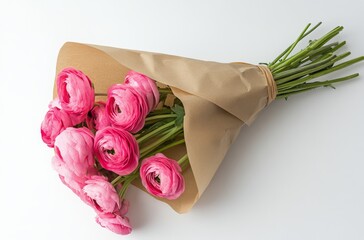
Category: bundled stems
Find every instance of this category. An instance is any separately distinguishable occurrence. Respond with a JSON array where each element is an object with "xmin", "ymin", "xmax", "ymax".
[
  {"xmin": 139, "ymin": 124, "xmax": 183, "ymax": 158},
  {"xmin": 268, "ymin": 22, "xmax": 364, "ymax": 99}
]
